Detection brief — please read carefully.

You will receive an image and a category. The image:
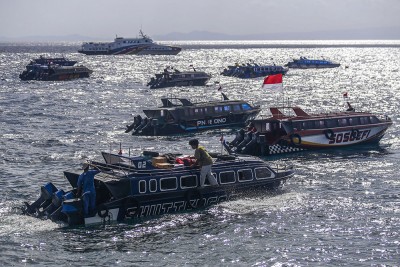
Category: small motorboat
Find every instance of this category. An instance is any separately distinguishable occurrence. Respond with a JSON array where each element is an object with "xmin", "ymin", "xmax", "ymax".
[
  {"xmin": 27, "ymin": 55, "xmax": 77, "ymax": 66},
  {"xmin": 147, "ymin": 67, "xmax": 211, "ymax": 89},
  {"xmin": 224, "ymin": 102, "xmax": 393, "ymax": 156},
  {"xmin": 125, "ymin": 93, "xmax": 261, "ymax": 136},
  {"xmin": 285, "ymin": 57, "xmax": 340, "ymax": 69},
  {"xmin": 21, "ymin": 150, "xmax": 294, "ymax": 227},
  {"xmin": 19, "ymin": 64, "xmax": 93, "ymax": 81},
  {"xmin": 221, "ymin": 63, "xmax": 288, "ymax": 79}
]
